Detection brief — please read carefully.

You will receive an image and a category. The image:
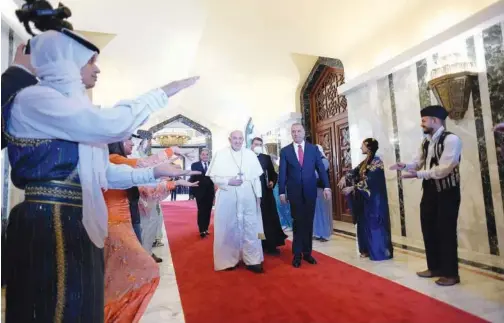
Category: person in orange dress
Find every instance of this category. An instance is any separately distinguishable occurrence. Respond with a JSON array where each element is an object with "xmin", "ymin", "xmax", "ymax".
[{"xmin": 104, "ymin": 139, "xmax": 199, "ymax": 322}]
